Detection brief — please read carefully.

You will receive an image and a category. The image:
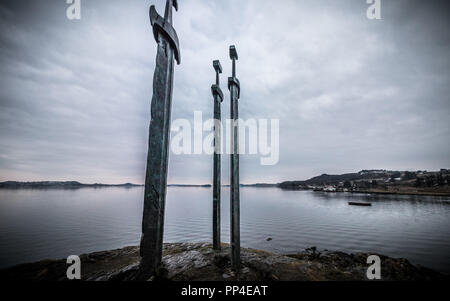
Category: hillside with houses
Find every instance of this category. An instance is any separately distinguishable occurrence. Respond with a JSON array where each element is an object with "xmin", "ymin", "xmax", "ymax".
[{"xmin": 278, "ymin": 169, "xmax": 450, "ymax": 196}]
